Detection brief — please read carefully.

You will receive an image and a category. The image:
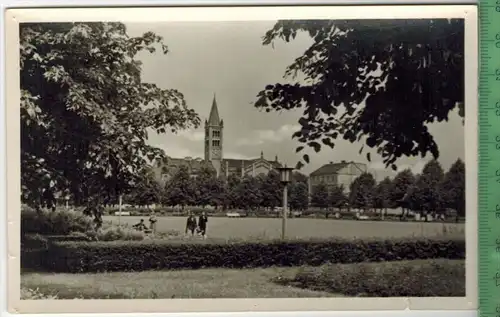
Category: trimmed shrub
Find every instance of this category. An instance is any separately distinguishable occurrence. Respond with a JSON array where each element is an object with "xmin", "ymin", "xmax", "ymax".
[
  {"xmin": 280, "ymin": 259, "xmax": 465, "ymax": 297},
  {"xmin": 95, "ymin": 226, "xmax": 145, "ymax": 241},
  {"xmin": 21, "ymin": 234, "xmax": 49, "ymax": 251},
  {"xmin": 23, "ymin": 237, "xmax": 465, "ymax": 273},
  {"xmin": 21, "ymin": 207, "xmax": 94, "ymax": 235}
]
